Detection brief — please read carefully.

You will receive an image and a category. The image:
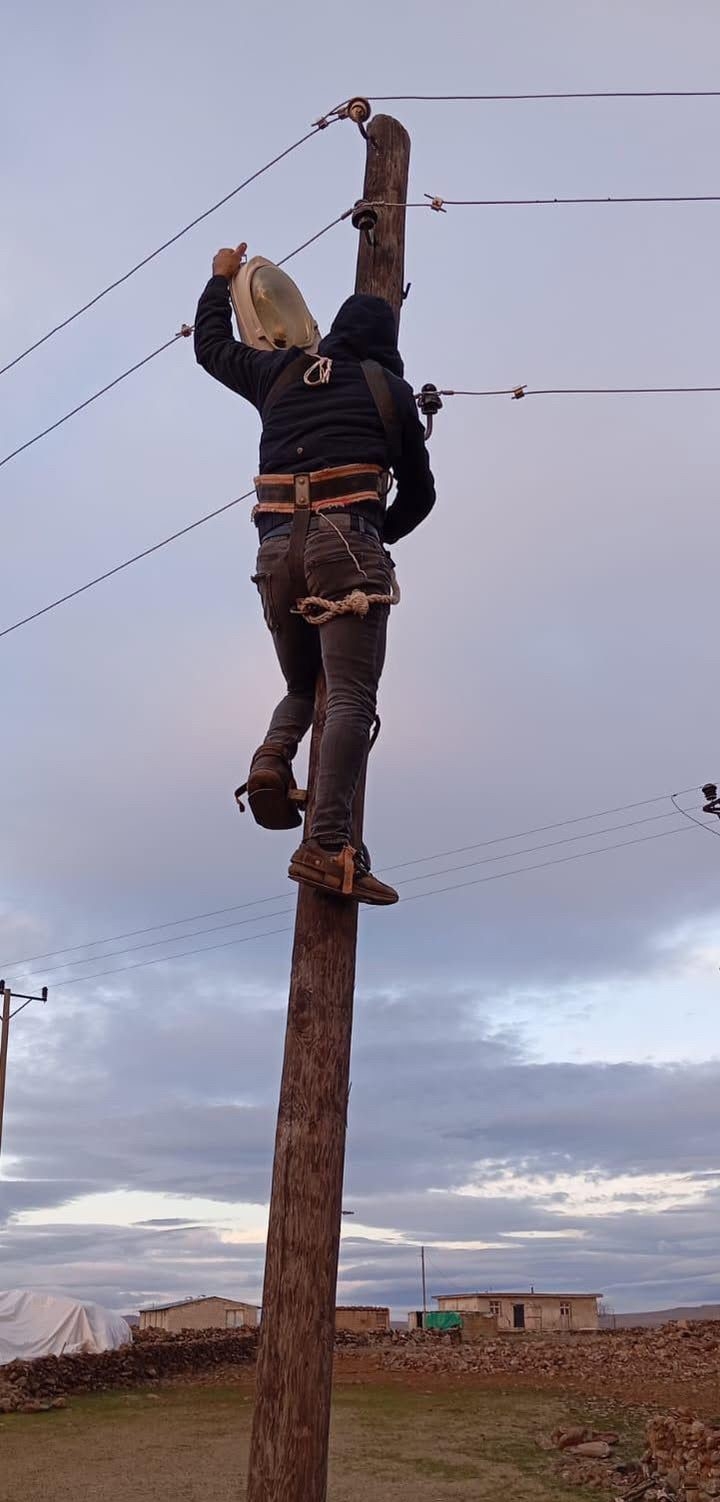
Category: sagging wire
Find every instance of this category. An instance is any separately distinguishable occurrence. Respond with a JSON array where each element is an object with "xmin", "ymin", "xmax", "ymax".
[
  {"xmin": 0, "ymin": 491, "xmax": 255, "ymax": 641},
  {"xmin": 0, "ymin": 212, "xmax": 353, "ymax": 472},
  {"xmin": 0, "ymin": 326, "xmax": 194, "ymax": 470},
  {"xmin": 2, "ymin": 786, "xmax": 700, "ymax": 973},
  {"xmin": 0, "ymin": 116, "xmax": 344, "ymax": 379}
]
